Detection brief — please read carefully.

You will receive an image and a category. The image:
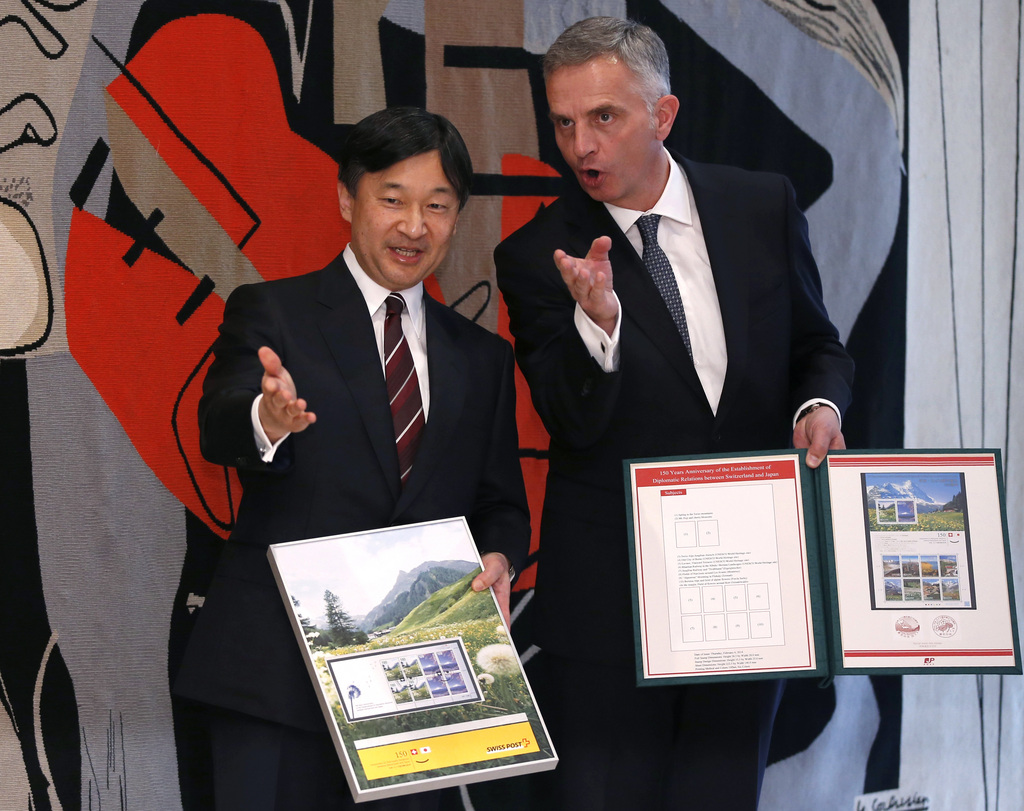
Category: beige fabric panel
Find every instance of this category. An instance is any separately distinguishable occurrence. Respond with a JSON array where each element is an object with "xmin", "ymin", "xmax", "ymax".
[
  {"xmin": 0, "ymin": 0, "xmax": 99, "ymax": 356},
  {"xmin": 0, "ymin": 201, "xmax": 50, "ymax": 352},
  {"xmin": 334, "ymin": 0, "xmax": 391, "ymax": 124},
  {"xmin": 103, "ymin": 92, "xmax": 265, "ymax": 297},
  {"xmin": 424, "ymin": 0, "xmax": 539, "ymax": 326},
  {"xmin": 437, "ymin": 196, "xmax": 503, "ymax": 333}
]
